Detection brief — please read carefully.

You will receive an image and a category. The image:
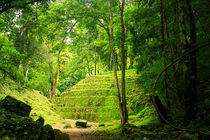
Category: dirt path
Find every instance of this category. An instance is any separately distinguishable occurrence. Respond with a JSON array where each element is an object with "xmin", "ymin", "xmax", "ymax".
[{"xmin": 52, "ymin": 119, "xmax": 100, "ymax": 140}]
